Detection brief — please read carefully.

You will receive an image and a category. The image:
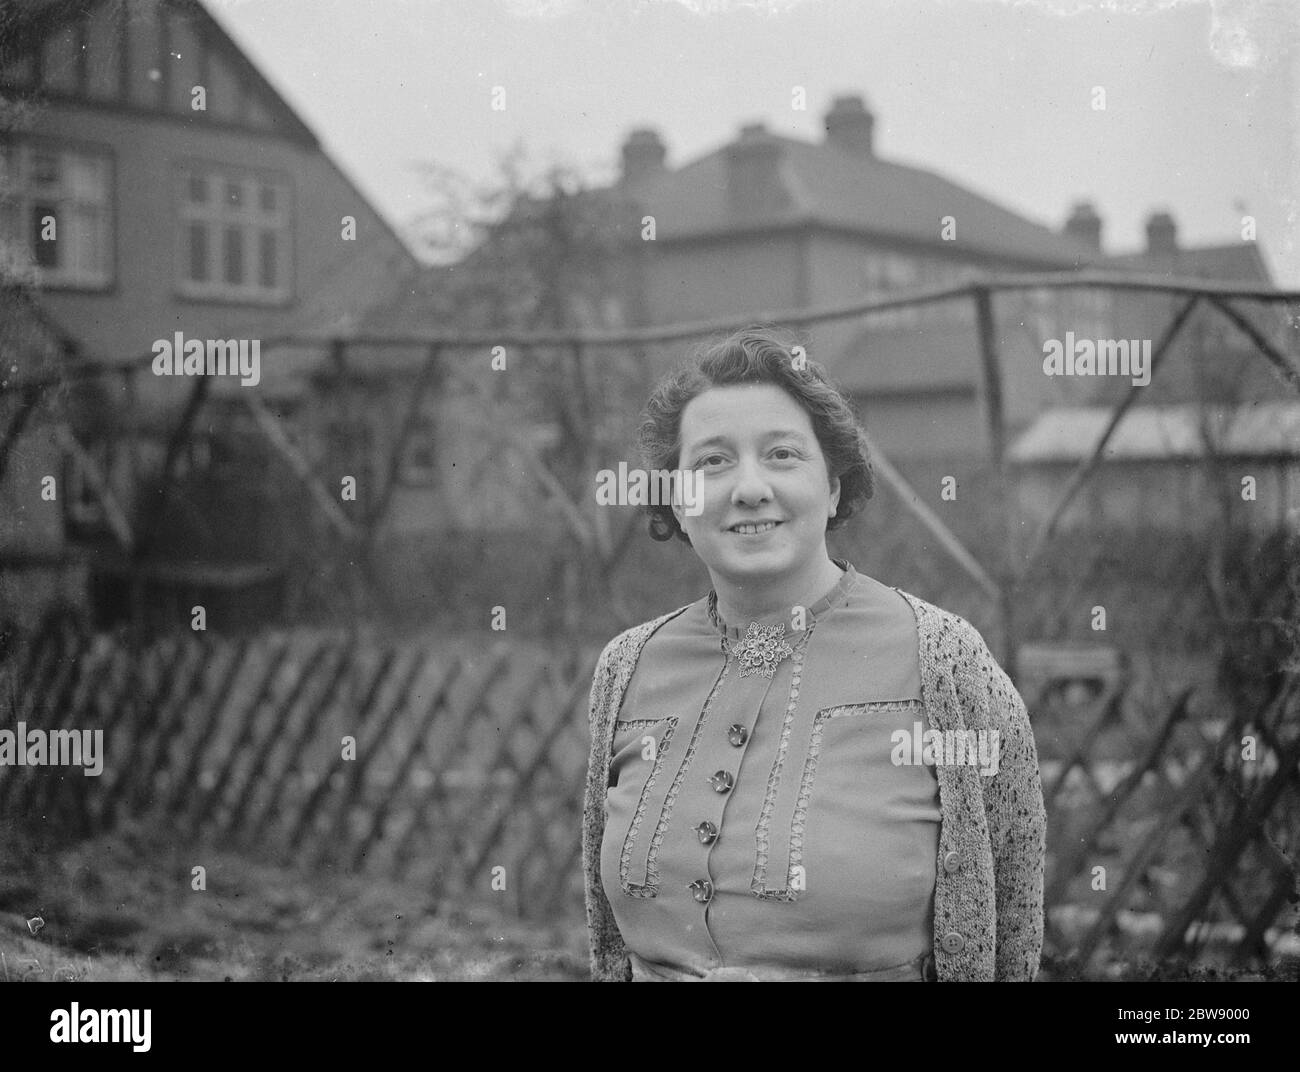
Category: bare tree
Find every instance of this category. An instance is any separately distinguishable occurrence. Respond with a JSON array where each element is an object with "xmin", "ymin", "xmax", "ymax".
[{"xmin": 407, "ymin": 147, "xmax": 653, "ymax": 633}]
